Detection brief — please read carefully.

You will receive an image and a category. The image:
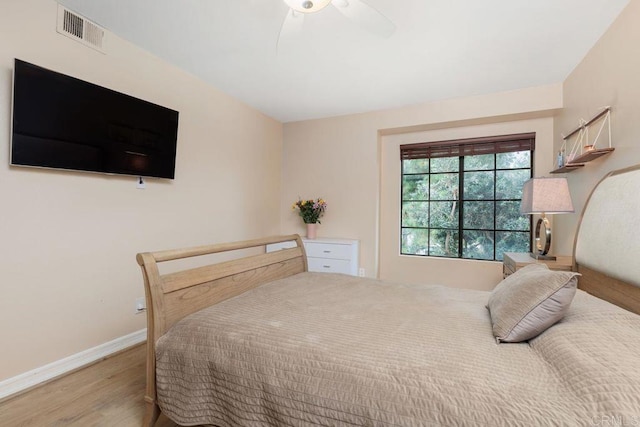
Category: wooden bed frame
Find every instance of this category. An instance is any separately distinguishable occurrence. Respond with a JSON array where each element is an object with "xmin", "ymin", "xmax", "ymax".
[
  {"xmin": 136, "ymin": 167, "xmax": 640, "ymax": 427},
  {"xmin": 136, "ymin": 234, "xmax": 307, "ymax": 427},
  {"xmin": 576, "ymin": 265, "xmax": 640, "ymax": 315}
]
